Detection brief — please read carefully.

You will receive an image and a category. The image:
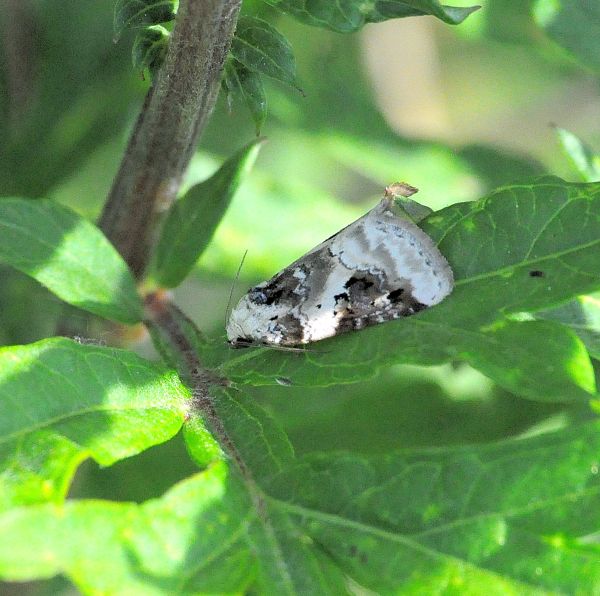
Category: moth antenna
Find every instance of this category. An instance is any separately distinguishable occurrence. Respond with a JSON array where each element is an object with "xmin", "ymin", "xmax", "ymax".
[
  {"xmin": 234, "ymin": 340, "xmax": 321, "ymax": 354},
  {"xmin": 265, "ymin": 344, "xmax": 310, "ymax": 353},
  {"xmin": 264, "ymin": 343, "xmax": 330, "ymax": 354},
  {"xmin": 225, "ymin": 249, "xmax": 248, "ymax": 326}
]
